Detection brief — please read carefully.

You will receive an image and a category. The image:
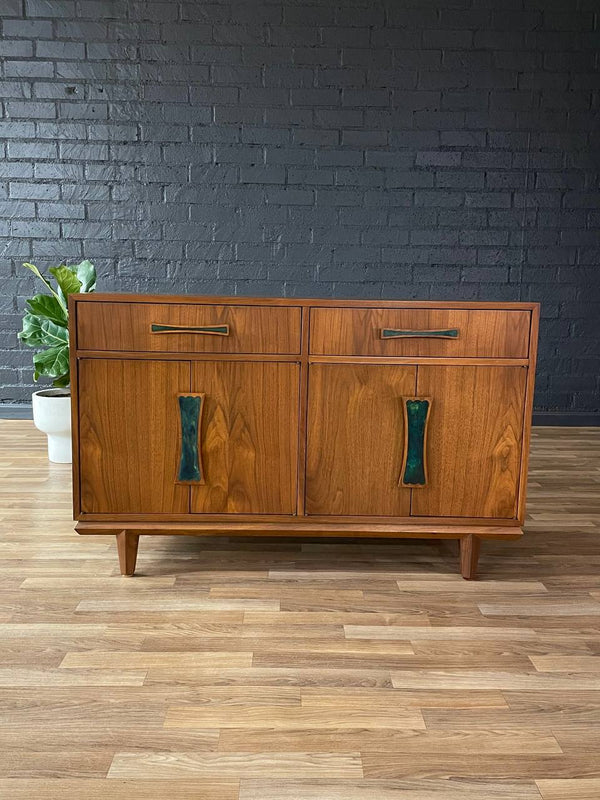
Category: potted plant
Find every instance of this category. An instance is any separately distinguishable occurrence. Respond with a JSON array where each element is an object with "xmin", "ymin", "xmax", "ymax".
[{"xmin": 18, "ymin": 260, "xmax": 96, "ymax": 463}]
